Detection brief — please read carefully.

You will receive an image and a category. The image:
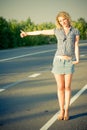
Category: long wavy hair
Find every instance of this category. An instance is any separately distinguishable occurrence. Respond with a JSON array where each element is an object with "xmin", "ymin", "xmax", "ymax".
[{"xmin": 56, "ymin": 11, "xmax": 72, "ymax": 29}]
